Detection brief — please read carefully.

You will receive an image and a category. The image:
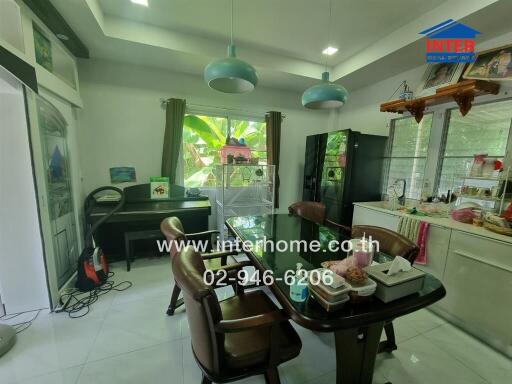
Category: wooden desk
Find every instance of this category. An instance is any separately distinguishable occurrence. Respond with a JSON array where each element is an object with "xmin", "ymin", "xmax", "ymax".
[
  {"xmin": 226, "ymin": 214, "xmax": 446, "ymax": 384},
  {"xmin": 86, "ymin": 184, "xmax": 211, "ymax": 259}
]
